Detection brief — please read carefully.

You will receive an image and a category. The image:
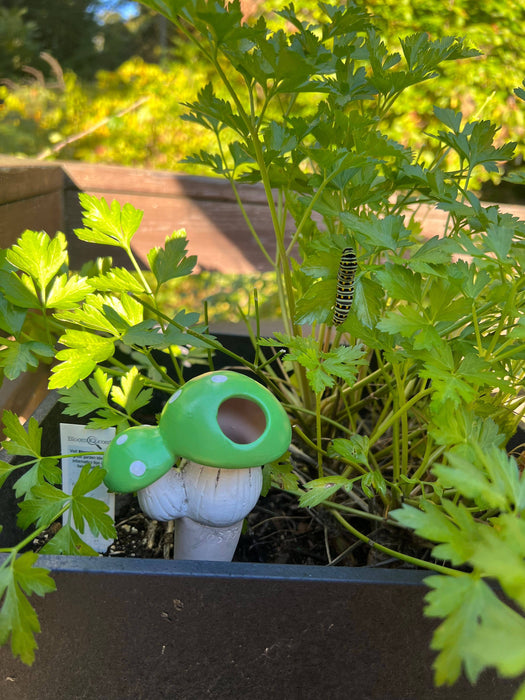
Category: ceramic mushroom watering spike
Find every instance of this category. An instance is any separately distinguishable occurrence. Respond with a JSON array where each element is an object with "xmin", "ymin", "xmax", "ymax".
[{"xmin": 103, "ymin": 371, "xmax": 291, "ymax": 561}]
